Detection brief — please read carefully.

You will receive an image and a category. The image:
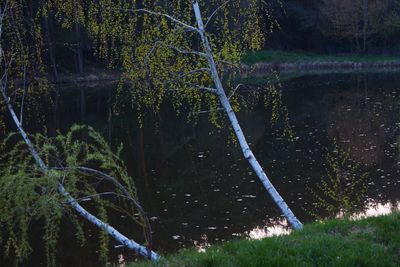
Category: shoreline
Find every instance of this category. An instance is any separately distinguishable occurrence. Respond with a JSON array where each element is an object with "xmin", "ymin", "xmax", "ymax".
[
  {"xmin": 49, "ymin": 70, "xmax": 121, "ymax": 85},
  {"xmin": 130, "ymin": 212, "xmax": 400, "ymax": 267},
  {"xmin": 48, "ymin": 60, "xmax": 400, "ymax": 86},
  {"xmin": 241, "ymin": 60, "xmax": 400, "ymax": 76}
]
